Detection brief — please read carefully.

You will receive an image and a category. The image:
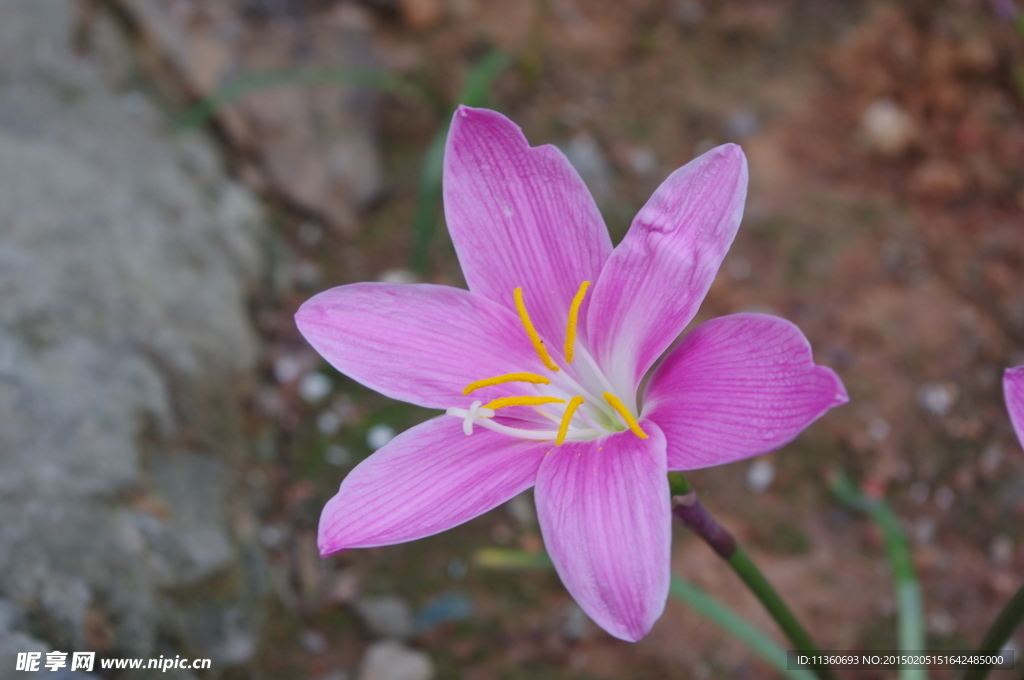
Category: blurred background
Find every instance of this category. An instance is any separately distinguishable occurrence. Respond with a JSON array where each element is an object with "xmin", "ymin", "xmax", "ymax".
[{"xmin": 1, "ymin": 0, "xmax": 1023, "ymax": 678}]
